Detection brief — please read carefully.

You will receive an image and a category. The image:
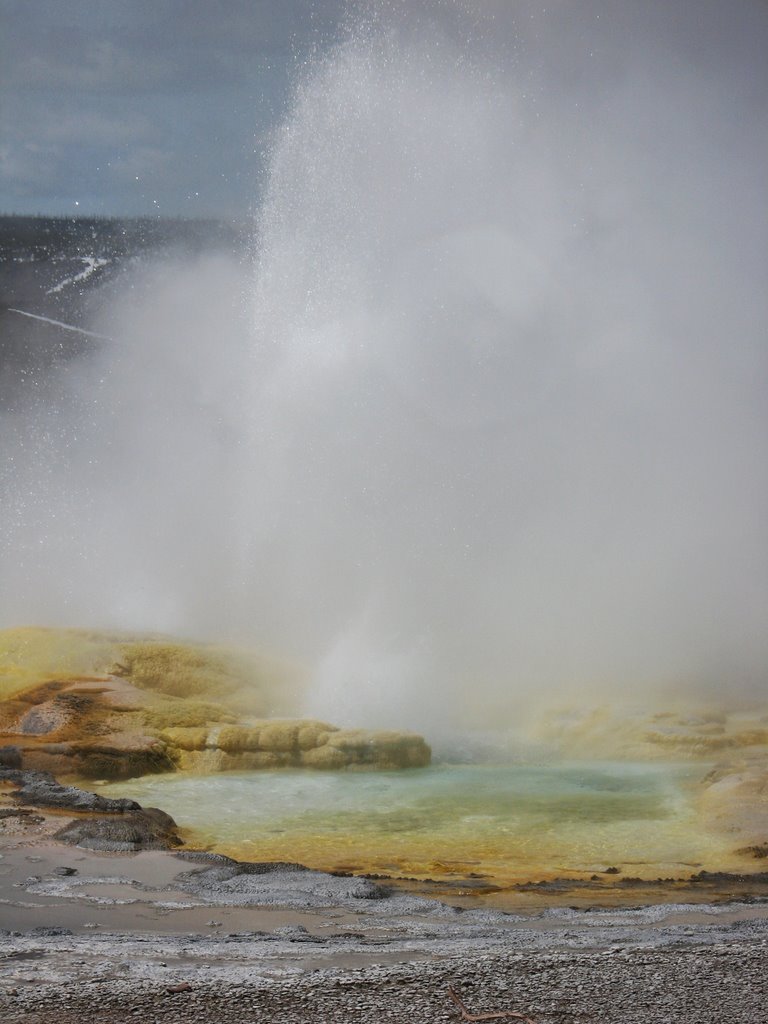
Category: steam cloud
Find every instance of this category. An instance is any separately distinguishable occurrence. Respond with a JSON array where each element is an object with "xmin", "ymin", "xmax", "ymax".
[{"xmin": 2, "ymin": 1, "xmax": 766, "ymax": 733}]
